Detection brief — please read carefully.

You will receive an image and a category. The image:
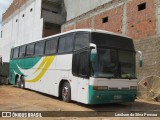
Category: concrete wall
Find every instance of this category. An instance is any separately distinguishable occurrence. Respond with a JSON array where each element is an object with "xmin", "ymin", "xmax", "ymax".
[
  {"xmin": 42, "ymin": 0, "xmax": 66, "ymax": 25},
  {"xmin": 1, "ymin": 0, "xmax": 43, "ymax": 62},
  {"xmin": 62, "ymin": 0, "xmax": 160, "ymax": 80},
  {"xmin": 64, "ymin": 0, "xmax": 112, "ymax": 21}
]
